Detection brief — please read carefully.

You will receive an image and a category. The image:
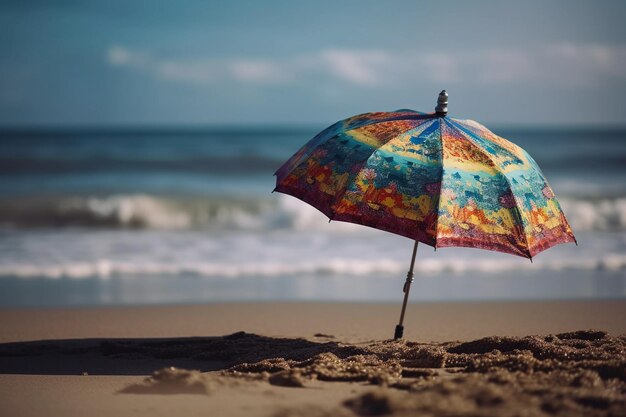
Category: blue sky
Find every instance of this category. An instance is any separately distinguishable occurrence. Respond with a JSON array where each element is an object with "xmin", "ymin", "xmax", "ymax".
[{"xmin": 1, "ymin": 0, "xmax": 625, "ymax": 126}]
